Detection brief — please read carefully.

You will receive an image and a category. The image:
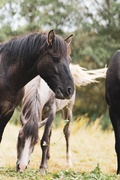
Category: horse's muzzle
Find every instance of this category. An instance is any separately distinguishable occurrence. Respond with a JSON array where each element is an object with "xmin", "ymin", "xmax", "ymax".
[
  {"xmin": 16, "ymin": 163, "xmax": 28, "ymax": 173},
  {"xmin": 55, "ymin": 86, "xmax": 74, "ymax": 99}
]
